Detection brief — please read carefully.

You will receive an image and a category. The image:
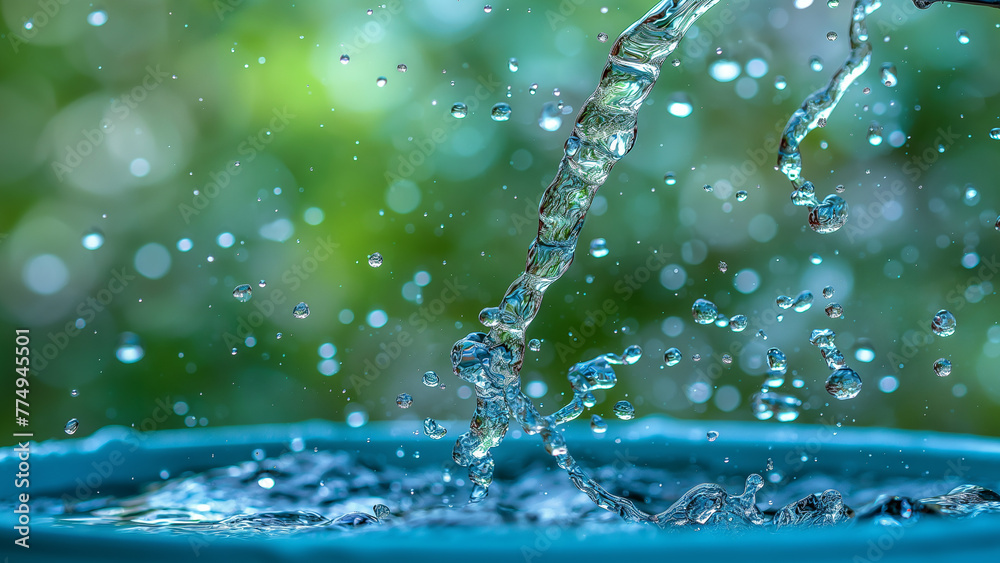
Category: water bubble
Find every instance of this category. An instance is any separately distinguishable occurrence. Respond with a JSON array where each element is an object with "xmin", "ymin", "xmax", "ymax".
[
  {"xmin": 373, "ymin": 504, "xmax": 390, "ymax": 520},
  {"xmin": 808, "ymin": 194, "xmax": 849, "ymax": 234},
  {"xmin": 809, "ymin": 56, "xmax": 823, "ymax": 71},
  {"xmin": 666, "ymin": 93, "xmax": 693, "ymax": 118},
  {"xmin": 451, "ymin": 102, "xmax": 468, "ymax": 119},
  {"xmin": 825, "ymin": 303, "xmax": 844, "ymax": 318},
  {"xmin": 664, "ymin": 347, "xmax": 682, "ymax": 366},
  {"xmin": 822, "ymin": 285, "xmax": 835, "ymax": 298},
  {"xmin": 340, "ymin": 54, "xmax": 350, "ymax": 64},
  {"xmin": 735, "ymin": 190, "xmax": 748, "ymax": 202},
  {"xmin": 990, "ymin": 128, "xmax": 1000, "ymax": 141},
  {"xmin": 490, "ymin": 103, "xmax": 512, "ymax": 122},
  {"xmin": 825, "ymin": 367, "xmax": 862, "ymax": 399},
  {"xmin": 422, "ymin": 371, "xmax": 440, "ymax": 387},
  {"xmin": 692, "ymin": 298, "xmax": 719, "ymax": 324},
  {"xmin": 826, "ymin": 31, "xmax": 837, "ymax": 41},
  {"xmin": 589, "ymin": 238, "xmax": 609, "ymax": 258},
  {"xmin": 792, "ymin": 290, "xmax": 814, "ymax": 312},
  {"xmin": 64, "ymin": 418, "xmax": 79, "ymax": 435},
  {"xmin": 82, "ymin": 230, "xmax": 104, "ymax": 250},
  {"xmin": 613, "ymin": 400, "xmax": 635, "ymax": 420},
  {"xmin": 774, "ymin": 76, "xmax": 787, "ymax": 90},
  {"xmin": 590, "ymin": 414, "xmax": 608, "ymax": 434},
  {"xmin": 368, "ymin": 252, "xmax": 383, "ymax": 267},
  {"xmin": 376, "ymin": 76, "xmax": 387, "ymax": 87},
  {"xmin": 293, "ymin": 302, "xmax": 310, "ymax": 319},
  {"xmin": 664, "ymin": 171, "xmax": 677, "ymax": 185},
  {"xmin": 751, "ymin": 391, "xmax": 802, "ymax": 422},
  {"xmin": 931, "ymin": 309, "xmax": 956, "ymax": 337},
  {"xmin": 956, "ymin": 30, "xmax": 970, "ymax": 44},
  {"xmin": 880, "ymin": 63, "xmax": 898, "ymax": 87},
  {"xmin": 810, "ymin": 328, "xmax": 837, "ymax": 349},
  {"xmin": 508, "ymin": 58, "xmax": 518, "ymax": 72},
  {"xmin": 718, "ymin": 261, "xmax": 728, "ymax": 273},
  {"xmin": 933, "ymin": 358, "xmax": 952, "ymax": 377},
  {"xmin": 867, "ymin": 121, "xmax": 884, "ymax": 146},
  {"xmin": 423, "ymin": 417, "xmax": 447, "ymax": 439},
  {"xmin": 707, "ymin": 430, "xmax": 719, "ymax": 442},
  {"xmin": 528, "ymin": 338, "xmax": 542, "ymax": 352},
  {"xmin": 396, "ymin": 393, "xmax": 412, "ymax": 409},
  {"xmin": 233, "ymin": 284, "xmax": 252, "ymax": 302},
  {"xmin": 597, "ymin": 32, "xmax": 609, "ymax": 42},
  {"xmin": 538, "ymin": 102, "xmax": 562, "ymax": 131},
  {"xmin": 776, "ymin": 295, "xmax": 794, "ymax": 309}
]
